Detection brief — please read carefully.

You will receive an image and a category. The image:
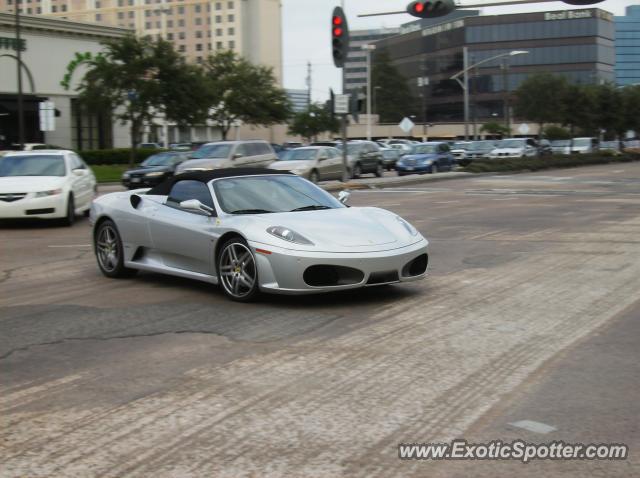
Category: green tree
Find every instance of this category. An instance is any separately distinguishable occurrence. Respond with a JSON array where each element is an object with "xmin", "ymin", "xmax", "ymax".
[
  {"xmin": 62, "ymin": 35, "xmax": 210, "ymax": 166},
  {"xmin": 480, "ymin": 122, "xmax": 510, "ymax": 137},
  {"xmin": 543, "ymin": 125, "xmax": 571, "ymax": 141},
  {"xmin": 288, "ymin": 104, "xmax": 339, "ymax": 143},
  {"xmin": 620, "ymin": 84, "xmax": 640, "ymax": 137},
  {"xmin": 513, "ymin": 73, "xmax": 569, "ymax": 135},
  {"xmin": 371, "ymin": 50, "xmax": 415, "ymax": 124},
  {"xmin": 202, "ymin": 51, "xmax": 291, "ymax": 140},
  {"xmin": 559, "ymin": 84, "xmax": 598, "ymax": 138}
]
